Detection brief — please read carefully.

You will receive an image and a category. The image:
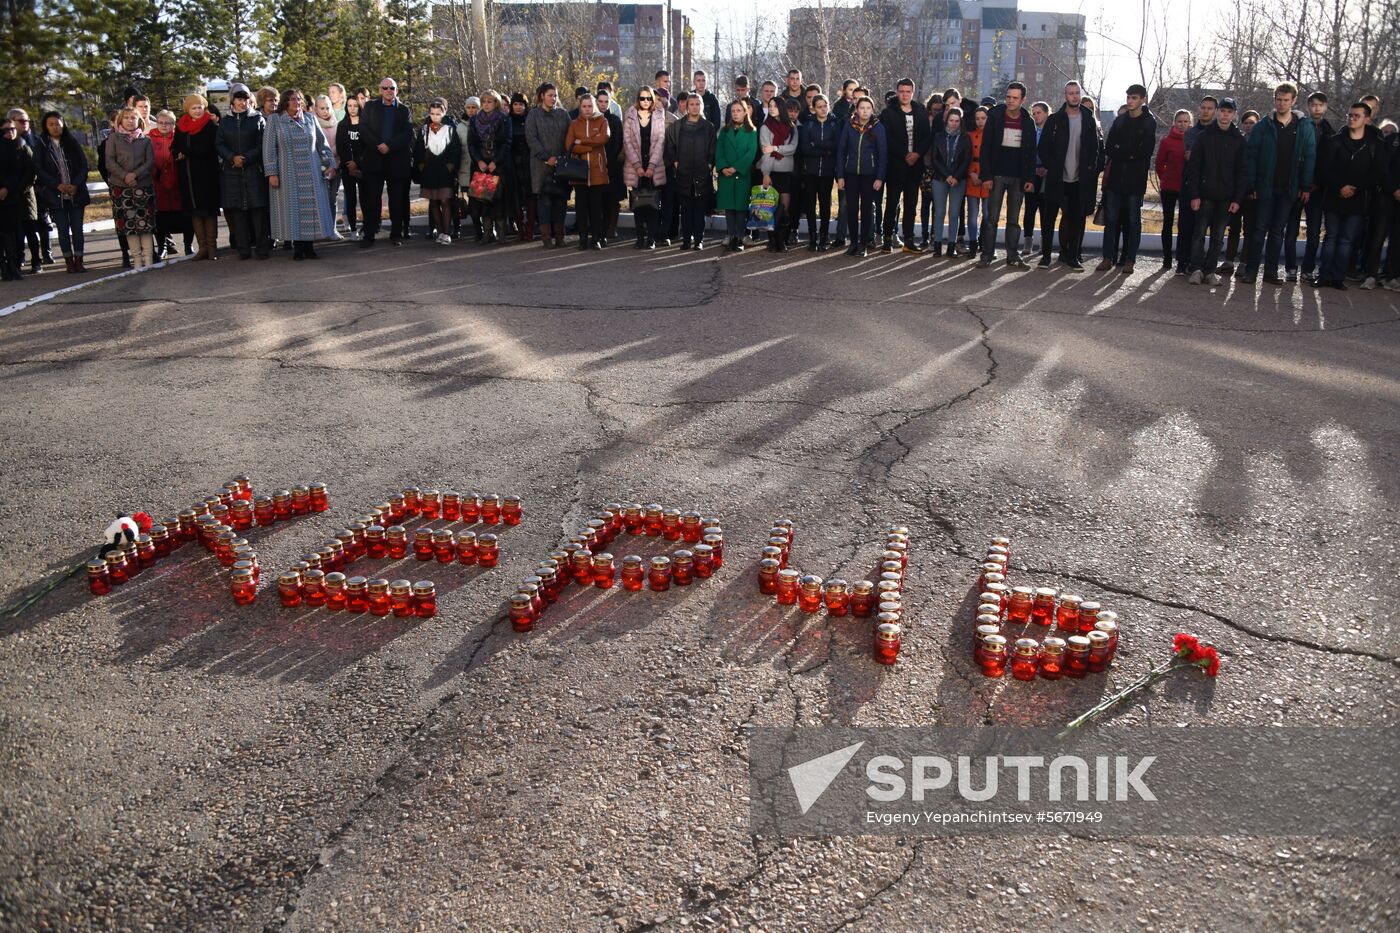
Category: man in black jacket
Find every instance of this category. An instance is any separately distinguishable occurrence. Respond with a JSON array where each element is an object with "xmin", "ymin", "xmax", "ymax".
[
  {"xmin": 1096, "ymin": 83, "xmax": 1159, "ymax": 274},
  {"xmin": 878, "ymin": 78, "xmax": 932, "ymax": 253},
  {"xmin": 977, "ymin": 81, "xmax": 1037, "ymax": 267},
  {"xmin": 1184, "ymin": 98, "xmax": 1247, "ymax": 285},
  {"xmin": 1037, "ymin": 81, "xmax": 1100, "ymax": 269},
  {"xmin": 1285, "ymin": 91, "xmax": 1334, "ymax": 280},
  {"xmin": 1384, "ymin": 130, "xmax": 1400, "ymax": 290},
  {"xmin": 359, "ymin": 77, "xmax": 415, "ymax": 246},
  {"xmin": 693, "ymin": 70, "xmax": 722, "ymax": 128}
]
